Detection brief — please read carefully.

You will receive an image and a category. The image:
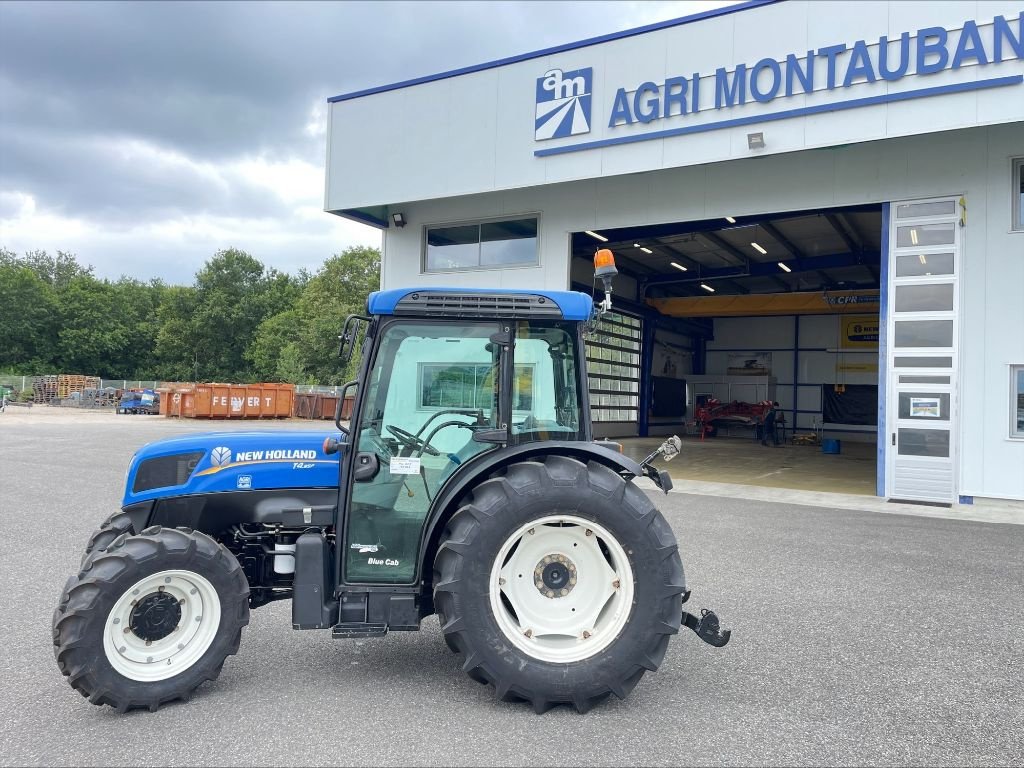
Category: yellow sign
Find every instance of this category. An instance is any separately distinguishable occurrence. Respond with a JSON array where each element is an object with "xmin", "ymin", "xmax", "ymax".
[{"xmin": 841, "ymin": 315, "xmax": 880, "ymax": 350}]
